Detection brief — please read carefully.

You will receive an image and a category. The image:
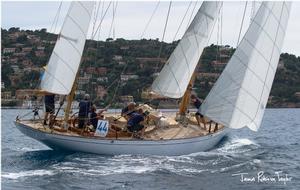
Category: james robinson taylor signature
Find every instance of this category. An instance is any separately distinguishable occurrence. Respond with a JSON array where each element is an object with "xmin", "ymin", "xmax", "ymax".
[{"xmin": 232, "ymin": 171, "xmax": 292, "ymax": 185}]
